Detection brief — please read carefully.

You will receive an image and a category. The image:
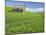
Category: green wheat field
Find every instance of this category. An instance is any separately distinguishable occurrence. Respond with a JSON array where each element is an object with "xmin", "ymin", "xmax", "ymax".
[{"xmin": 5, "ymin": 7, "xmax": 44, "ymax": 34}]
